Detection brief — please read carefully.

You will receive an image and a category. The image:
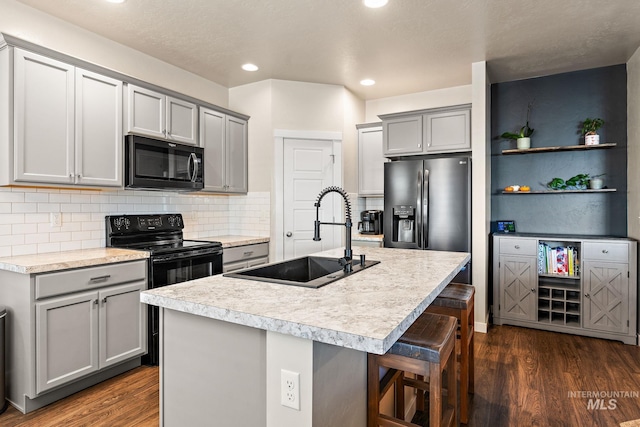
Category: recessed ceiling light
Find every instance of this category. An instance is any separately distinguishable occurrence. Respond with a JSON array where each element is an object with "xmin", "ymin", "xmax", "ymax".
[
  {"xmin": 105, "ymin": 0, "xmax": 125, "ymax": 3},
  {"xmin": 363, "ymin": 0, "xmax": 388, "ymax": 8},
  {"xmin": 360, "ymin": 79, "xmax": 376, "ymax": 86},
  {"xmin": 242, "ymin": 63, "xmax": 259, "ymax": 72}
]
